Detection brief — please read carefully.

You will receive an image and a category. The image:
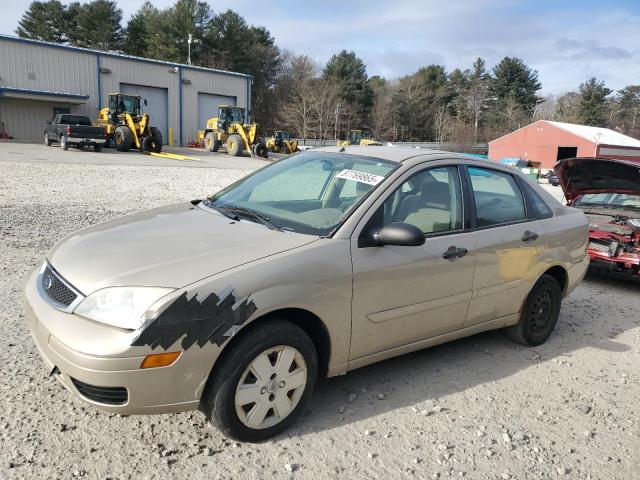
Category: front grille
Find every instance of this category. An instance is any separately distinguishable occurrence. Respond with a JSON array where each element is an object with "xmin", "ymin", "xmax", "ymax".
[
  {"xmin": 71, "ymin": 378, "xmax": 128, "ymax": 405},
  {"xmin": 41, "ymin": 264, "xmax": 77, "ymax": 307}
]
